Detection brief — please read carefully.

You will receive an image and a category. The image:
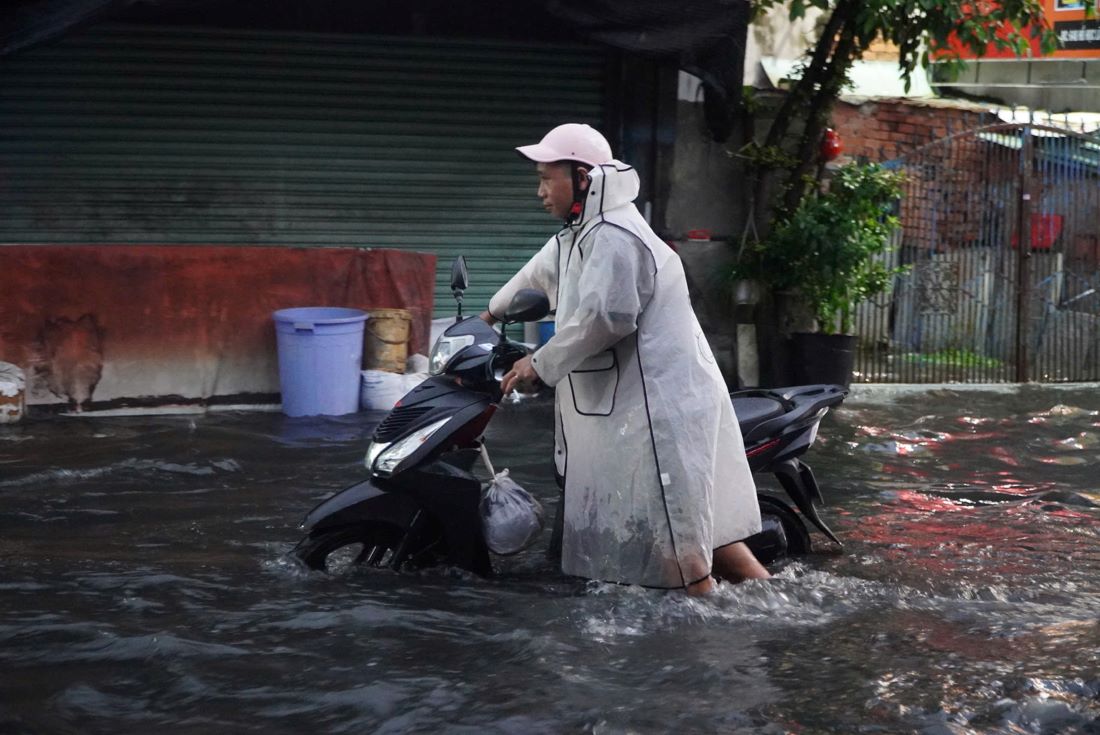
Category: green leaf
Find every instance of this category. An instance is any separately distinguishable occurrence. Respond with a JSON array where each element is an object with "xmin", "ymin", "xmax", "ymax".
[{"xmin": 734, "ymin": 163, "xmax": 906, "ymax": 333}]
